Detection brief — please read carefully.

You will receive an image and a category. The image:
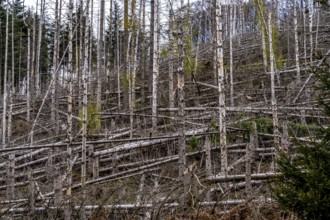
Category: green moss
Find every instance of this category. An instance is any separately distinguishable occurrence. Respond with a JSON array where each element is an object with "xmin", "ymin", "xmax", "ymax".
[
  {"xmin": 288, "ymin": 122, "xmax": 319, "ymax": 137},
  {"xmin": 79, "ymin": 102, "xmax": 101, "ymax": 134},
  {"xmin": 120, "ymin": 73, "xmax": 129, "ymax": 91},
  {"xmin": 187, "ymin": 135, "xmax": 200, "ymax": 152},
  {"xmin": 160, "ymin": 47, "xmax": 168, "ymax": 57},
  {"xmin": 239, "ymin": 116, "xmax": 273, "ymax": 134}
]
